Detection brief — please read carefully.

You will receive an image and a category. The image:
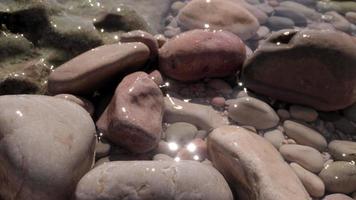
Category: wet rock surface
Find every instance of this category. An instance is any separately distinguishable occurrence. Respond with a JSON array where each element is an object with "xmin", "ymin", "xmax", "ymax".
[
  {"xmin": 97, "ymin": 72, "xmax": 164, "ymax": 153},
  {"xmin": 208, "ymin": 126, "xmax": 309, "ymax": 200},
  {"xmin": 75, "ymin": 161, "xmax": 233, "ymax": 200},
  {"xmin": 0, "ymin": 95, "xmax": 96, "ymax": 200}
]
